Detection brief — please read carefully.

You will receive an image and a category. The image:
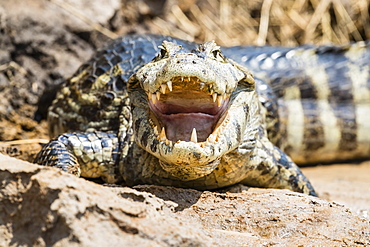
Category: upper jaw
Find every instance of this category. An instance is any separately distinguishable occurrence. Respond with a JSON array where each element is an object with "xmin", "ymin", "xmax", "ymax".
[{"xmin": 138, "ymin": 53, "xmax": 244, "ymax": 96}]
